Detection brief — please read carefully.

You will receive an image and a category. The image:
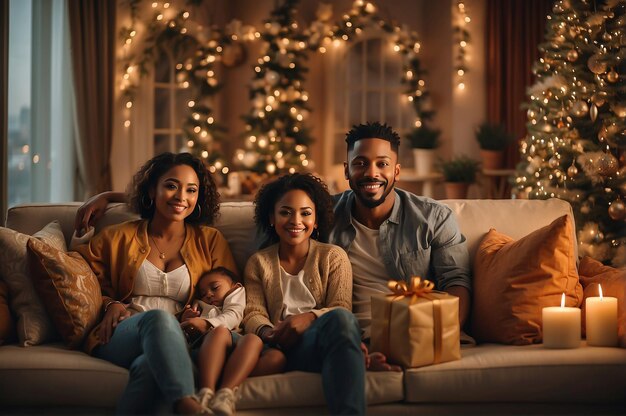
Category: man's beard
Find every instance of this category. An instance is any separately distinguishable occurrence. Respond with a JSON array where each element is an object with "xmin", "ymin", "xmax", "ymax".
[{"xmin": 350, "ymin": 176, "xmax": 395, "ymax": 209}]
